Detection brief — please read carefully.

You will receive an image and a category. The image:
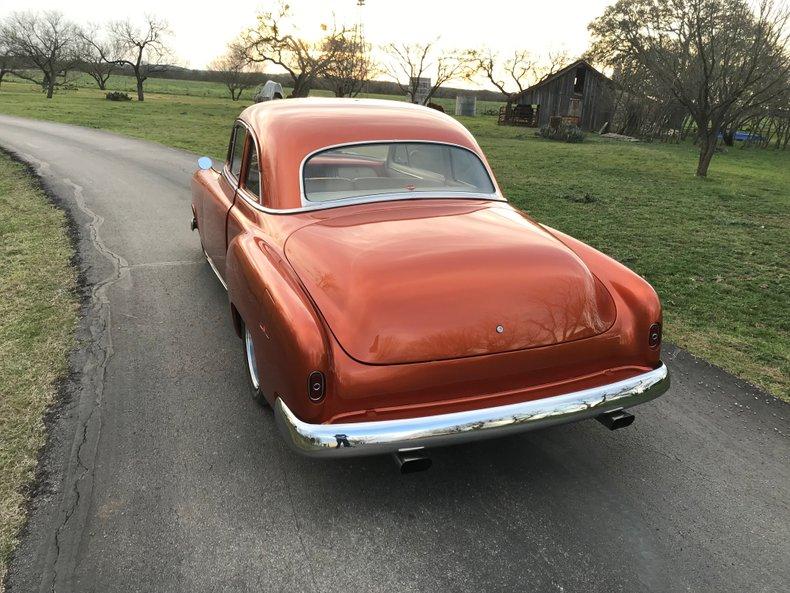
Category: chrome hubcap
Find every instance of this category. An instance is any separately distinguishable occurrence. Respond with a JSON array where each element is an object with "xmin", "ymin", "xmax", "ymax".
[{"xmin": 244, "ymin": 326, "xmax": 260, "ymax": 390}]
